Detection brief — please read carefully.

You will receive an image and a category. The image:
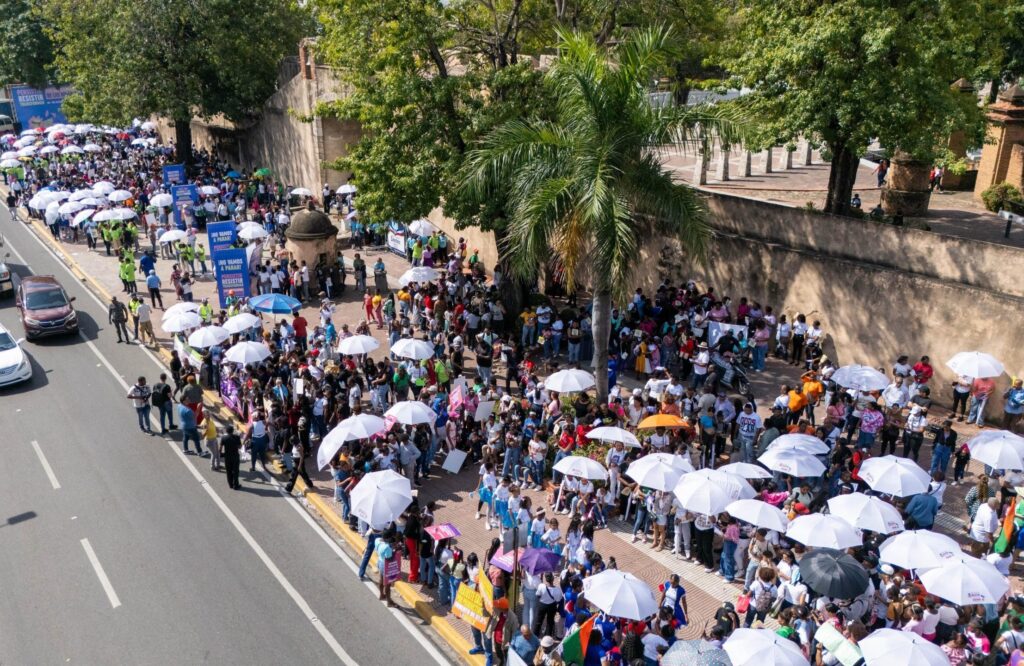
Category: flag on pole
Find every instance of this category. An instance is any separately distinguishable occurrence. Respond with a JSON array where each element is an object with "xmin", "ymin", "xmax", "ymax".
[{"xmin": 560, "ymin": 614, "xmax": 596, "ymax": 665}]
